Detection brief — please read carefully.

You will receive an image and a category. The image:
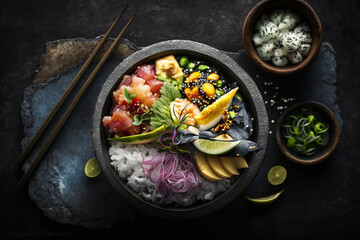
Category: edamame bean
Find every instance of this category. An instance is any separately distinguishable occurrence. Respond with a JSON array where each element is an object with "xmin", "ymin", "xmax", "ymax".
[
  {"xmin": 187, "ymin": 62, "xmax": 195, "ymax": 69},
  {"xmin": 198, "ymin": 64, "xmax": 209, "ymax": 71},
  {"xmin": 216, "ymin": 80, "xmax": 223, "ymax": 87},
  {"xmin": 215, "ymin": 89, "xmax": 224, "ymax": 96},
  {"xmin": 179, "ymin": 56, "xmax": 189, "ymax": 67}
]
